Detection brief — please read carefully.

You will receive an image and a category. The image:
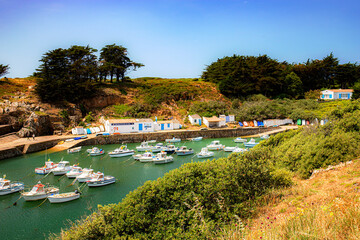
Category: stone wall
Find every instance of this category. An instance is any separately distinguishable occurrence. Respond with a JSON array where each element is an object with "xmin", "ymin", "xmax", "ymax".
[
  {"xmin": 74, "ymin": 127, "xmax": 278, "ymax": 146},
  {"xmin": 0, "ymin": 124, "xmax": 13, "ymax": 136}
]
